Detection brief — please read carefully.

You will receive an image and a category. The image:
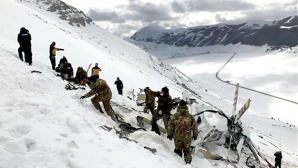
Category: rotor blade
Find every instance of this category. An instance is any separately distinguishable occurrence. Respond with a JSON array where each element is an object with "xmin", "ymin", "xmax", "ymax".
[
  {"xmin": 236, "ymin": 137, "xmax": 245, "ymax": 162},
  {"xmin": 232, "ymin": 83, "xmax": 239, "ymax": 116},
  {"xmin": 247, "ymin": 139, "xmax": 275, "ymax": 167},
  {"xmin": 226, "ymin": 134, "xmax": 233, "ymax": 165},
  {"xmin": 246, "ymin": 139, "xmax": 260, "ymax": 163},
  {"xmin": 234, "ymin": 98, "xmax": 251, "ymax": 124}
]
